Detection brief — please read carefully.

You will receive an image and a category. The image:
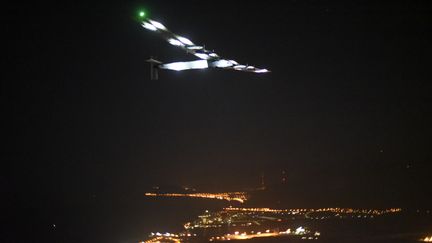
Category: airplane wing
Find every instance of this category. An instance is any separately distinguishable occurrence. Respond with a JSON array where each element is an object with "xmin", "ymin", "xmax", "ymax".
[{"xmin": 141, "ymin": 18, "xmax": 269, "ymax": 73}]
